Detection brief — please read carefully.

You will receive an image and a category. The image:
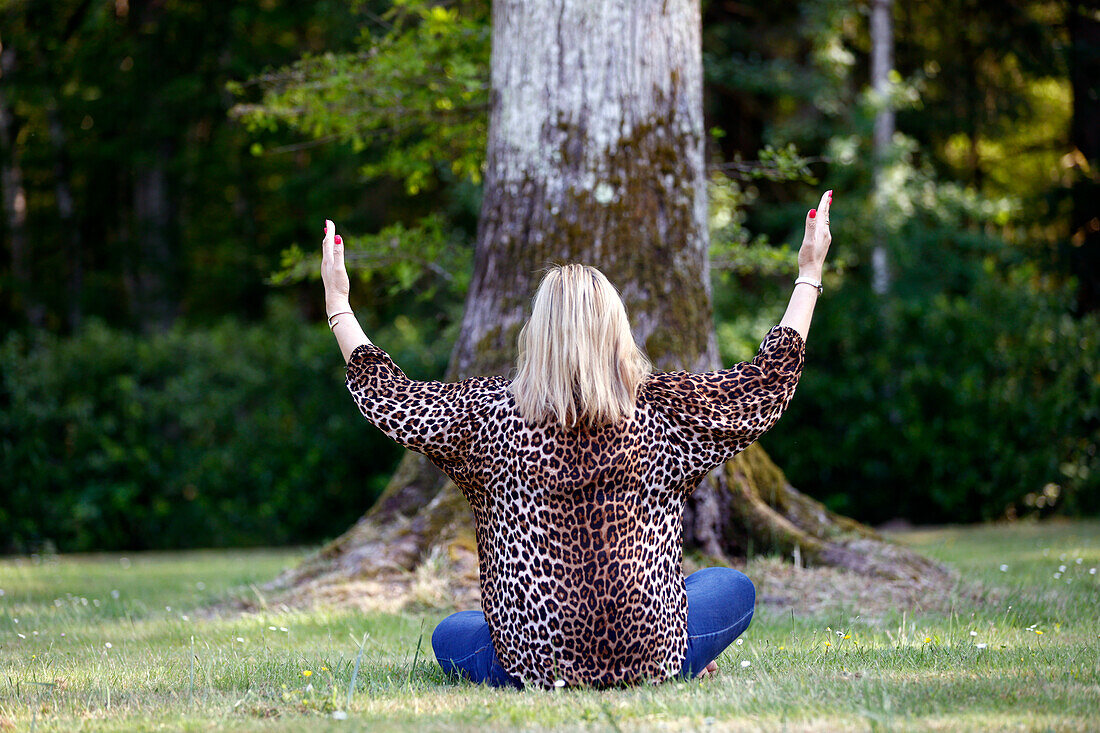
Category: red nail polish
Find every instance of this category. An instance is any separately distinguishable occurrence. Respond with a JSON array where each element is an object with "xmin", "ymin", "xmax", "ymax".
[
  {"xmin": 809, "ymin": 209, "xmax": 817, "ymax": 219},
  {"xmin": 334, "ymin": 235, "xmax": 342, "ymax": 245}
]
